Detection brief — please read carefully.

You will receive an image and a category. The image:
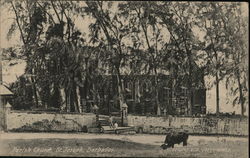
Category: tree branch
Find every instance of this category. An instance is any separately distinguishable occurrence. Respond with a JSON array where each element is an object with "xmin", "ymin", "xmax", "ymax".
[
  {"xmin": 11, "ymin": 2, "xmax": 26, "ymax": 45},
  {"xmin": 37, "ymin": 2, "xmax": 56, "ymax": 25},
  {"xmin": 50, "ymin": 1, "xmax": 61, "ymax": 22}
]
